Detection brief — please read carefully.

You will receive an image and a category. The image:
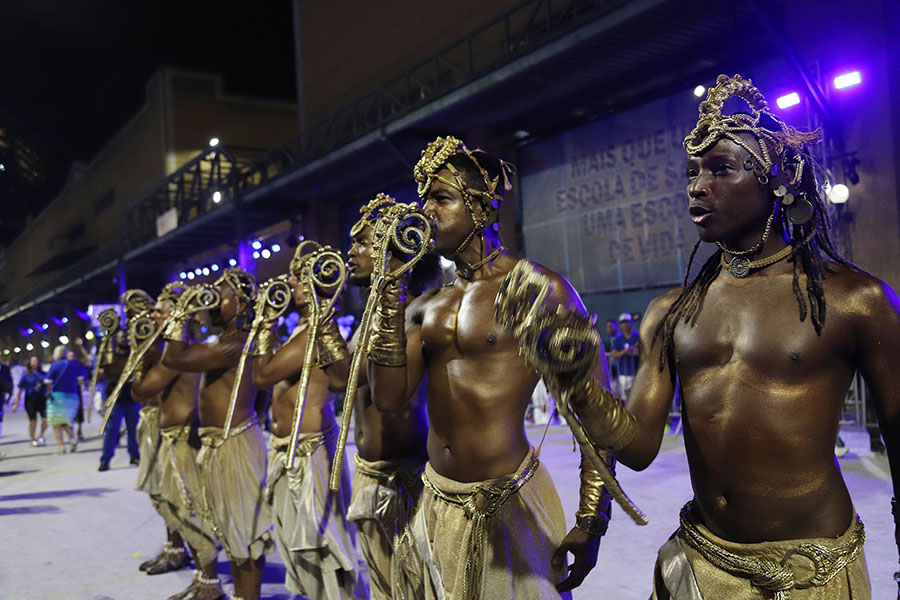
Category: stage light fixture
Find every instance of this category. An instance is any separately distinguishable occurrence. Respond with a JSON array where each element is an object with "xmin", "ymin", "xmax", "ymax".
[
  {"xmin": 187, "ymin": 272, "xmax": 196, "ymax": 280},
  {"xmin": 42, "ymin": 323, "xmax": 49, "ymax": 330},
  {"xmin": 3, "ymin": 349, "xmax": 9, "ymax": 355},
  {"xmin": 251, "ymin": 241, "xmax": 262, "ymax": 250},
  {"xmin": 202, "ymin": 267, "xmax": 210, "ymax": 276},
  {"xmin": 179, "ymin": 271, "xmax": 187, "ymax": 279},
  {"xmin": 776, "ymin": 93, "xmax": 800, "ymax": 109},
  {"xmin": 228, "ymin": 258, "xmax": 238, "ymax": 267},
  {"xmin": 209, "ymin": 137, "xmax": 220, "ymax": 147},
  {"xmin": 298, "ymin": 235, "xmax": 305, "ymax": 241},
  {"xmin": 828, "ymin": 183, "xmax": 850, "ymax": 205},
  {"xmin": 212, "ymin": 191, "xmax": 222, "ymax": 204},
  {"xmin": 85, "ymin": 331, "xmax": 95, "ymax": 340},
  {"xmin": 62, "ymin": 317, "xmax": 69, "ymax": 324},
  {"xmin": 253, "ymin": 251, "xmax": 261, "ymax": 260},
  {"xmin": 26, "ymin": 343, "xmax": 34, "ymax": 351},
  {"xmin": 59, "ymin": 335, "xmax": 69, "ymax": 344},
  {"xmin": 693, "ymin": 85, "xmax": 706, "ymax": 98},
  {"xmin": 261, "ymin": 249, "xmax": 271, "ymax": 259},
  {"xmin": 27, "ymin": 328, "xmax": 33, "ymax": 335},
  {"xmin": 41, "ymin": 340, "xmax": 50, "ymax": 348},
  {"xmin": 14, "ymin": 347, "xmax": 21, "ymax": 353},
  {"xmin": 194, "ymin": 268, "xmax": 203, "ymax": 276},
  {"xmin": 834, "ymin": 71, "xmax": 861, "ymax": 90},
  {"xmin": 211, "ymin": 264, "xmax": 219, "ymax": 272},
  {"xmin": 271, "ymin": 244, "xmax": 281, "ymax": 253}
]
